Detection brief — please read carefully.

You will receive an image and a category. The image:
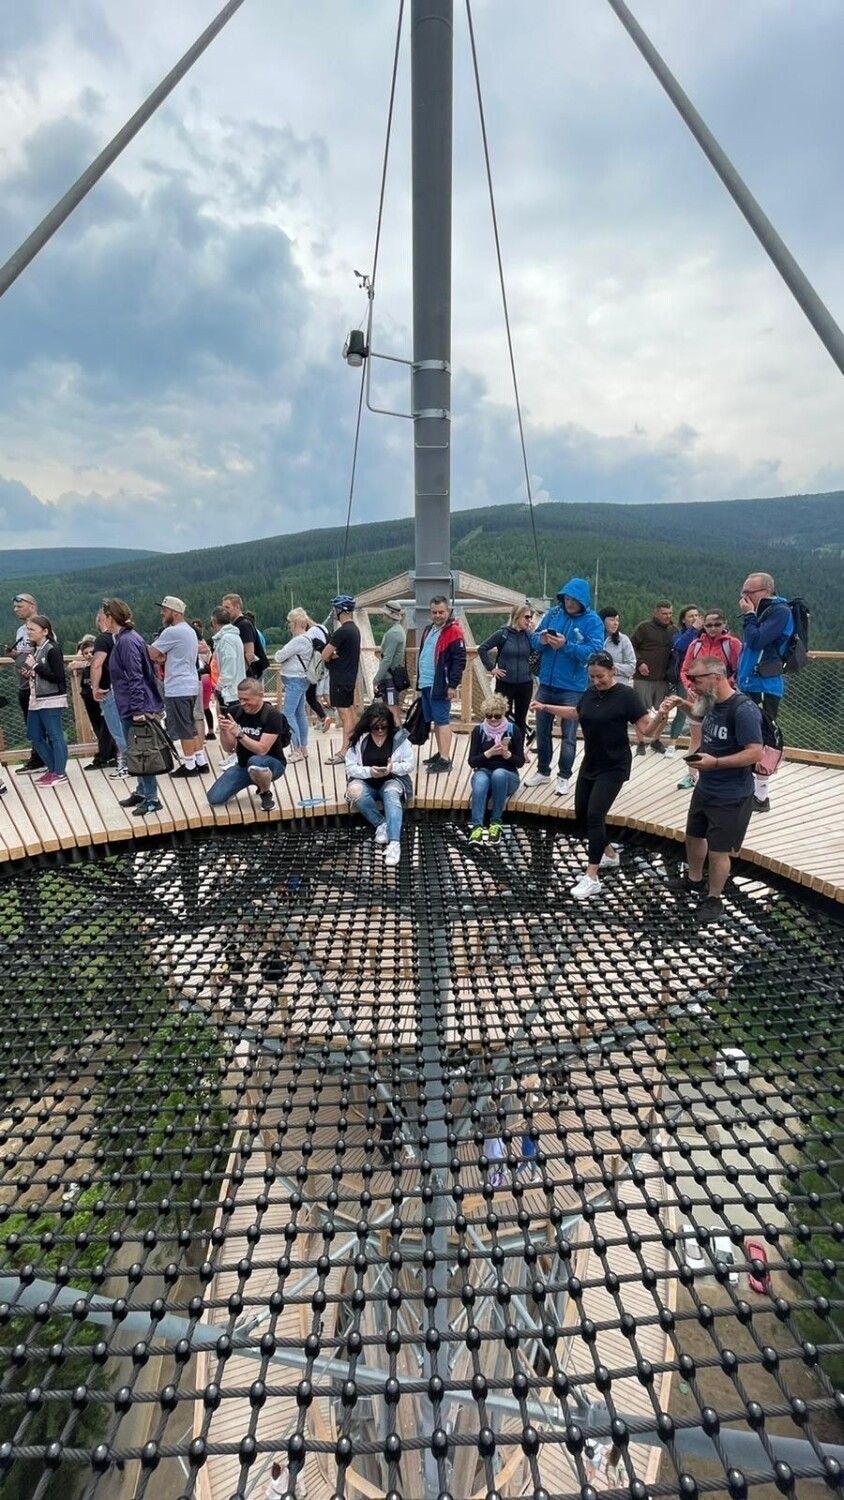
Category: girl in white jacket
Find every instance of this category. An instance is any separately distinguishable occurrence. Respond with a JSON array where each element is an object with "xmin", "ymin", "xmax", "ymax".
[{"xmin": 344, "ymin": 702, "xmax": 414, "ymax": 868}]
